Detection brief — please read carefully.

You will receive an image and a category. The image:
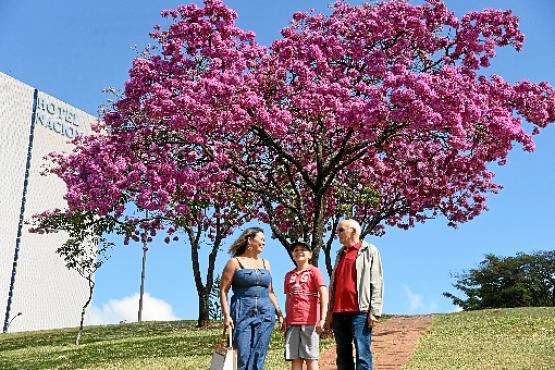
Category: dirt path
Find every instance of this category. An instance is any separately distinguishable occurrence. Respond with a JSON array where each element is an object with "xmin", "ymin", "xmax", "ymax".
[{"xmin": 319, "ymin": 315, "xmax": 433, "ymax": 370}]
